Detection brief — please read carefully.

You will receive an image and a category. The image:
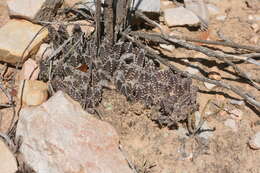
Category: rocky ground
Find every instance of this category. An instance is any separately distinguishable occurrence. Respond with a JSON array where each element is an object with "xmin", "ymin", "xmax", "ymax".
[{"xmin": 0, "ymin": 0, "xmax": 259, "ymax": 173}]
